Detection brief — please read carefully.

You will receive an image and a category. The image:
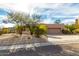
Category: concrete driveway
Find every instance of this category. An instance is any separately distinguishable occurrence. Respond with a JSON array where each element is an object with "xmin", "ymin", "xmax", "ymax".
[{"xmin": 48, "ymin": 35, "xmax": 79, "ymax": 44}]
